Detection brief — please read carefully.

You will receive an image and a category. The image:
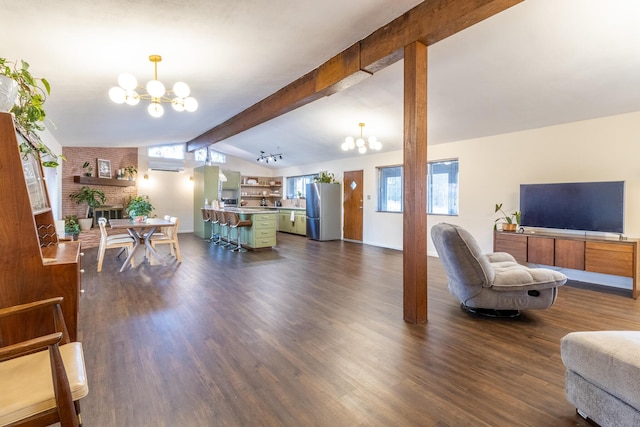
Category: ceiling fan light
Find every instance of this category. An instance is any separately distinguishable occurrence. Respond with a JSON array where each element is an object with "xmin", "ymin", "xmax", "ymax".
[
  {"xmin": 173, "ymin": 81, "xmax": 190, "ymax": 98},
  {"xmin": 146, "ymin": 79, "xmax": 165, "ymax": 98},
  {"xmin": 117, "ymin": 73, "xmax": 137, "ymax": 90},
  {"xmin": 109, "ymin": 86, "xmax": 126, "ymax": 104},
  {"xmin": 184, "ymin": 97, "xmax": 198, "ymax": 112},
  {"xmin": 171, "ymin": 97, "xmax": 185, "ymax": 111},
  {"xmin": 148, "ymin": 102, "xmax": 164, "ymax": 118},
  {"xmin": 124, "ymin": 91, "xmax": 140, "ymax": 105}
]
